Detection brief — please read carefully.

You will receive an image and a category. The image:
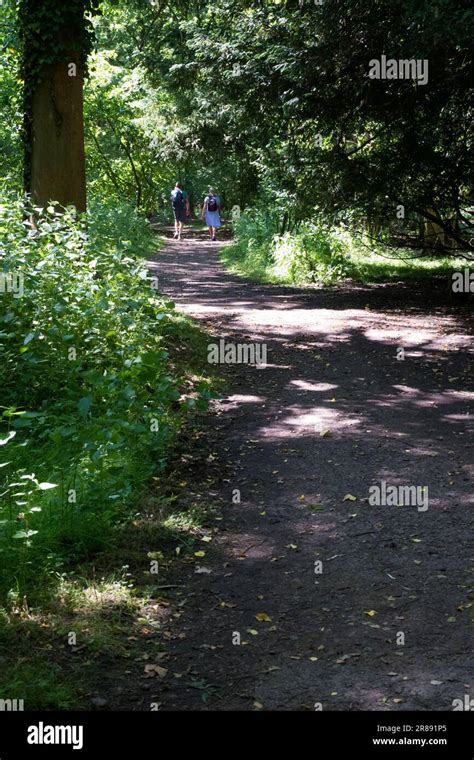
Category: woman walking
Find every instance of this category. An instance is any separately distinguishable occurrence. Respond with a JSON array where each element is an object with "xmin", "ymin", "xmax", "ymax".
[{"xmin": 202, "ymin": 187, "xmax": 221, "ymax": 241}]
